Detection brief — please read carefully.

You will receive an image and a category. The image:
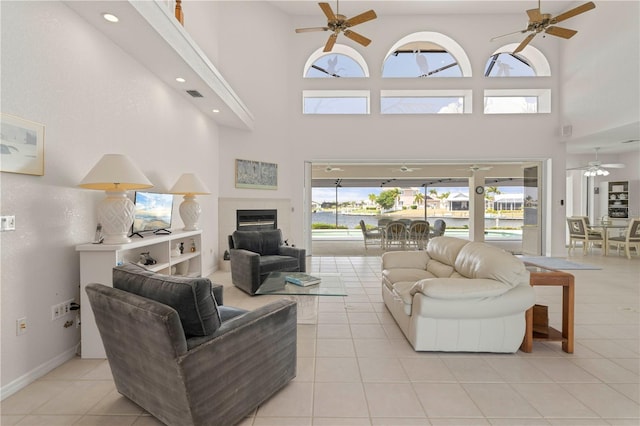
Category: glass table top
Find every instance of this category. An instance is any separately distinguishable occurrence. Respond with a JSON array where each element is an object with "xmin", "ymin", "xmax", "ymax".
[{"xmin": 255, "ymin": 272, "xmax": 347, "ymax": 296}]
